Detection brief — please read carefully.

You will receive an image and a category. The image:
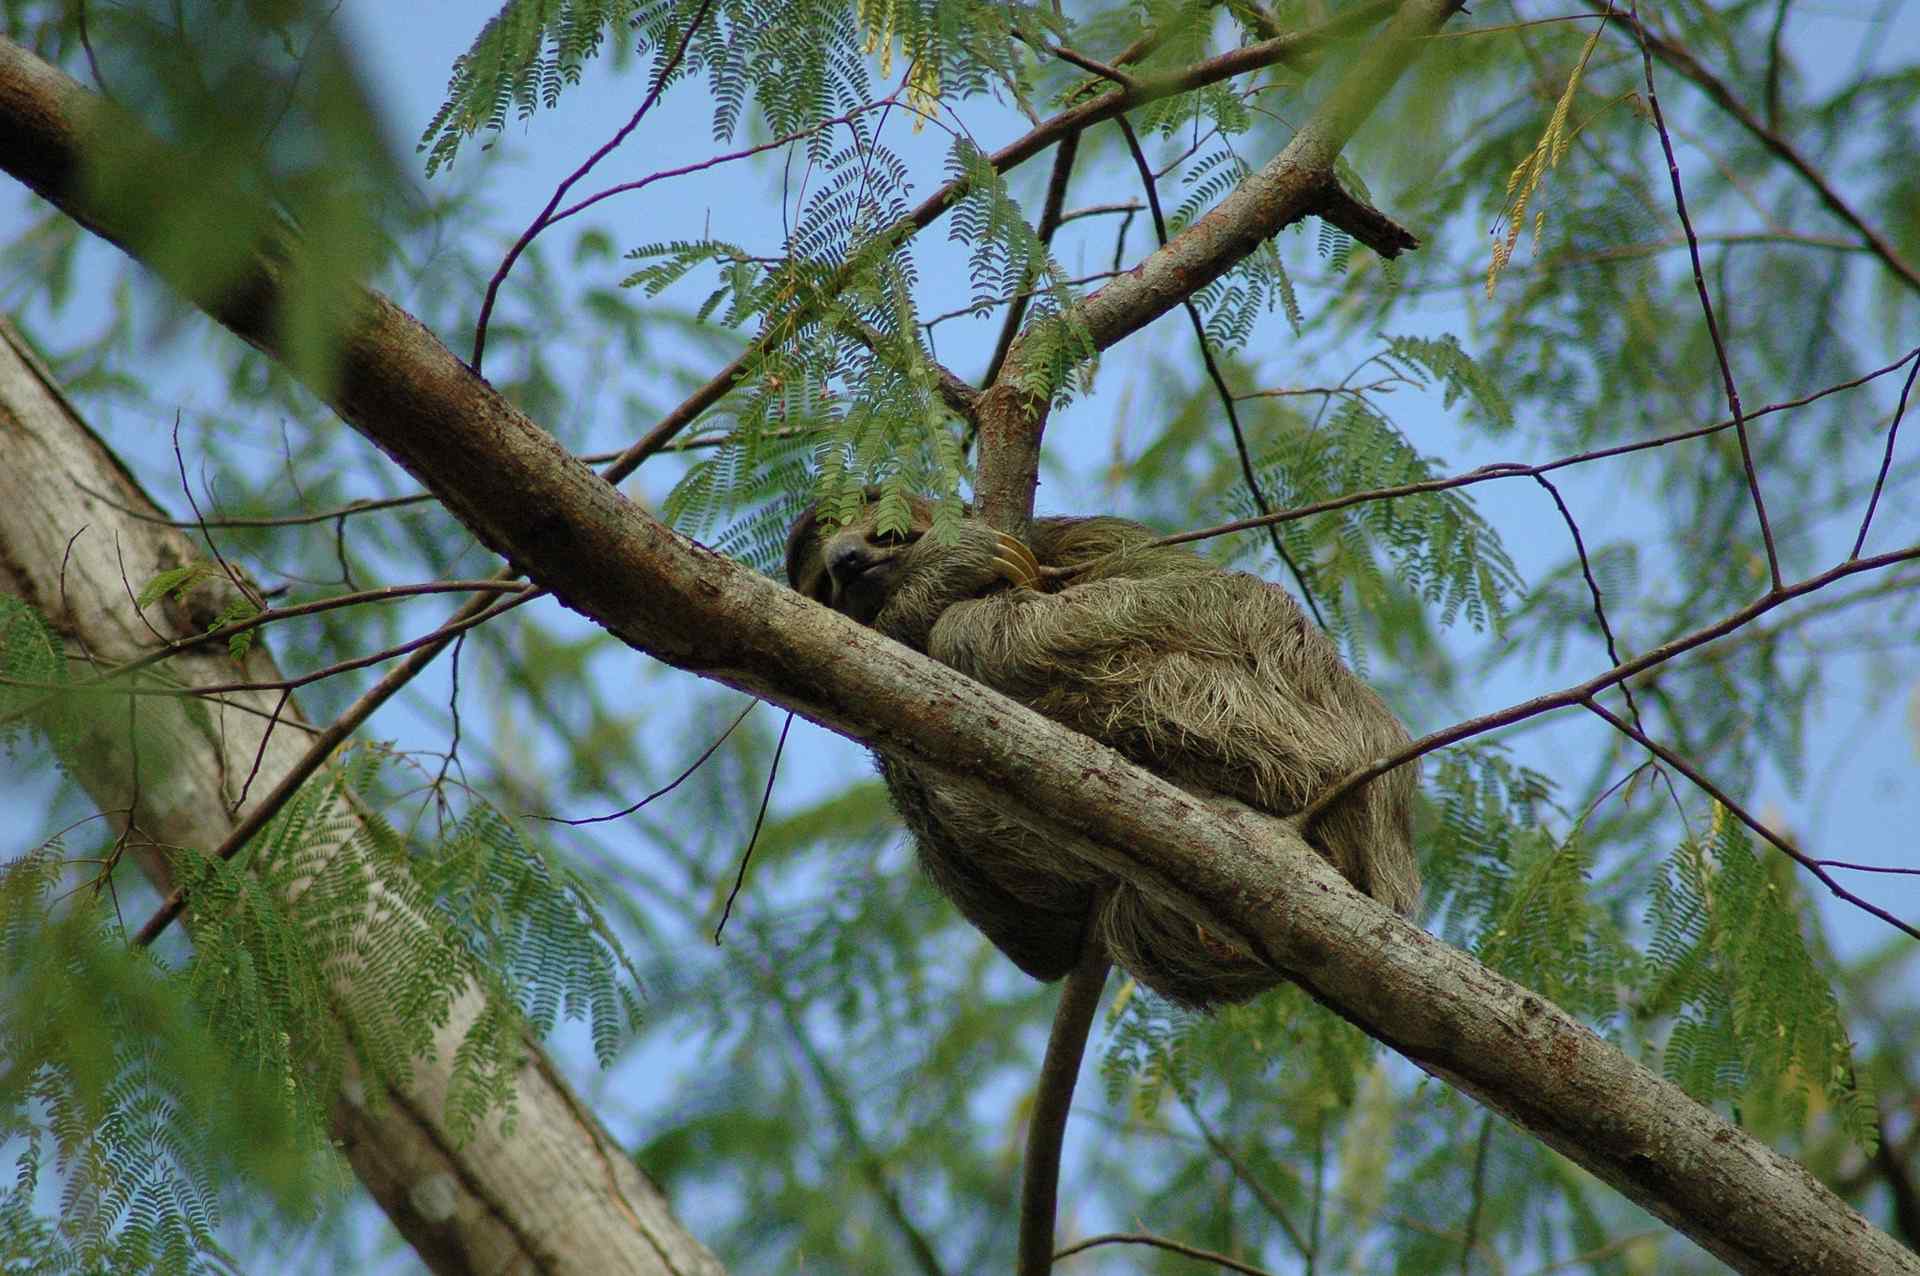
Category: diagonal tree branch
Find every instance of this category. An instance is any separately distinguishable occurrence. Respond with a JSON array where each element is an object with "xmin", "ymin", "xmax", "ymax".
[
  {"xmin": 2, "ymin": 34, "xmax": 1913, "ymax": 1275},
  {"xmin": 975, "ymin": 0, "xmax": 1453, "ymax": 538}
]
